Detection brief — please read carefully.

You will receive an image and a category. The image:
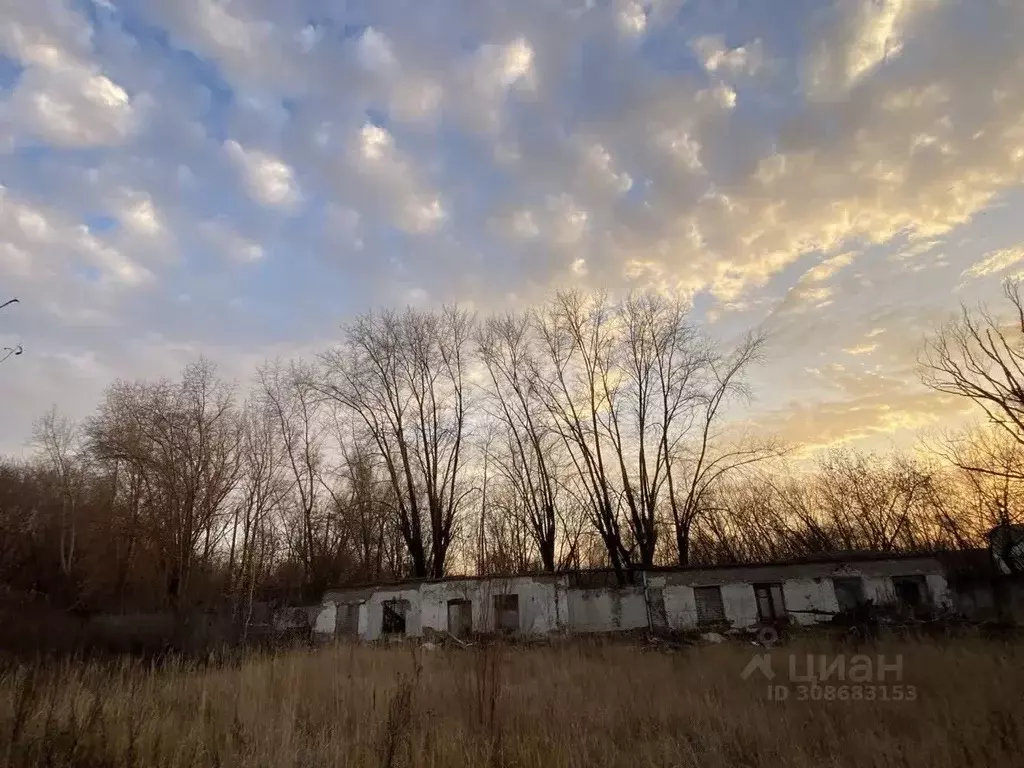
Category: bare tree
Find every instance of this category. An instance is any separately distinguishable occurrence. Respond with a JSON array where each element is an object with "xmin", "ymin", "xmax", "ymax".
[
  {"xmin": 257, "ymin": 360, "xmax": 341, "ymax": 595},
  {"xmin": 32, "ymin": 407, "xmax": 82, "ymax": 580},
  {"xmin": 812, "ymin": 449, "xmax": 934, "ymax": 553},
  {"xmin": 921, "ymin": 279, "xmax": 1024, "ymax": 450},
  {"xmin": 604, "ymin": 293, "xmax": 706, "ymax": 568},
  {"xmin": 320, "ymin": 306, "xmax": 474, "ymax": 578},
  {"xmin": 531, "ymin": 291, "xmax": 631, "ymax": 581},
  {"xmin": 666, "ymin": 331, "xmax": 782, "ymax": 565},
  {"xmin": 926, "ymin": 426, "xmax": 1024, "ymax": 557},
  {"xmin": 232, "ymin": 393, "xmax": 287, "ymax": 630},
  {"xmin": 330, "ymin": 440, "xmax": 394, "ymax": 583},
  {"xmin": 478, "ymin": 313, "xmax": 563, "ymax": 571},
  {"xmin": 86, "ymin": 359, "xmax": 241, "ymax": 606}
]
